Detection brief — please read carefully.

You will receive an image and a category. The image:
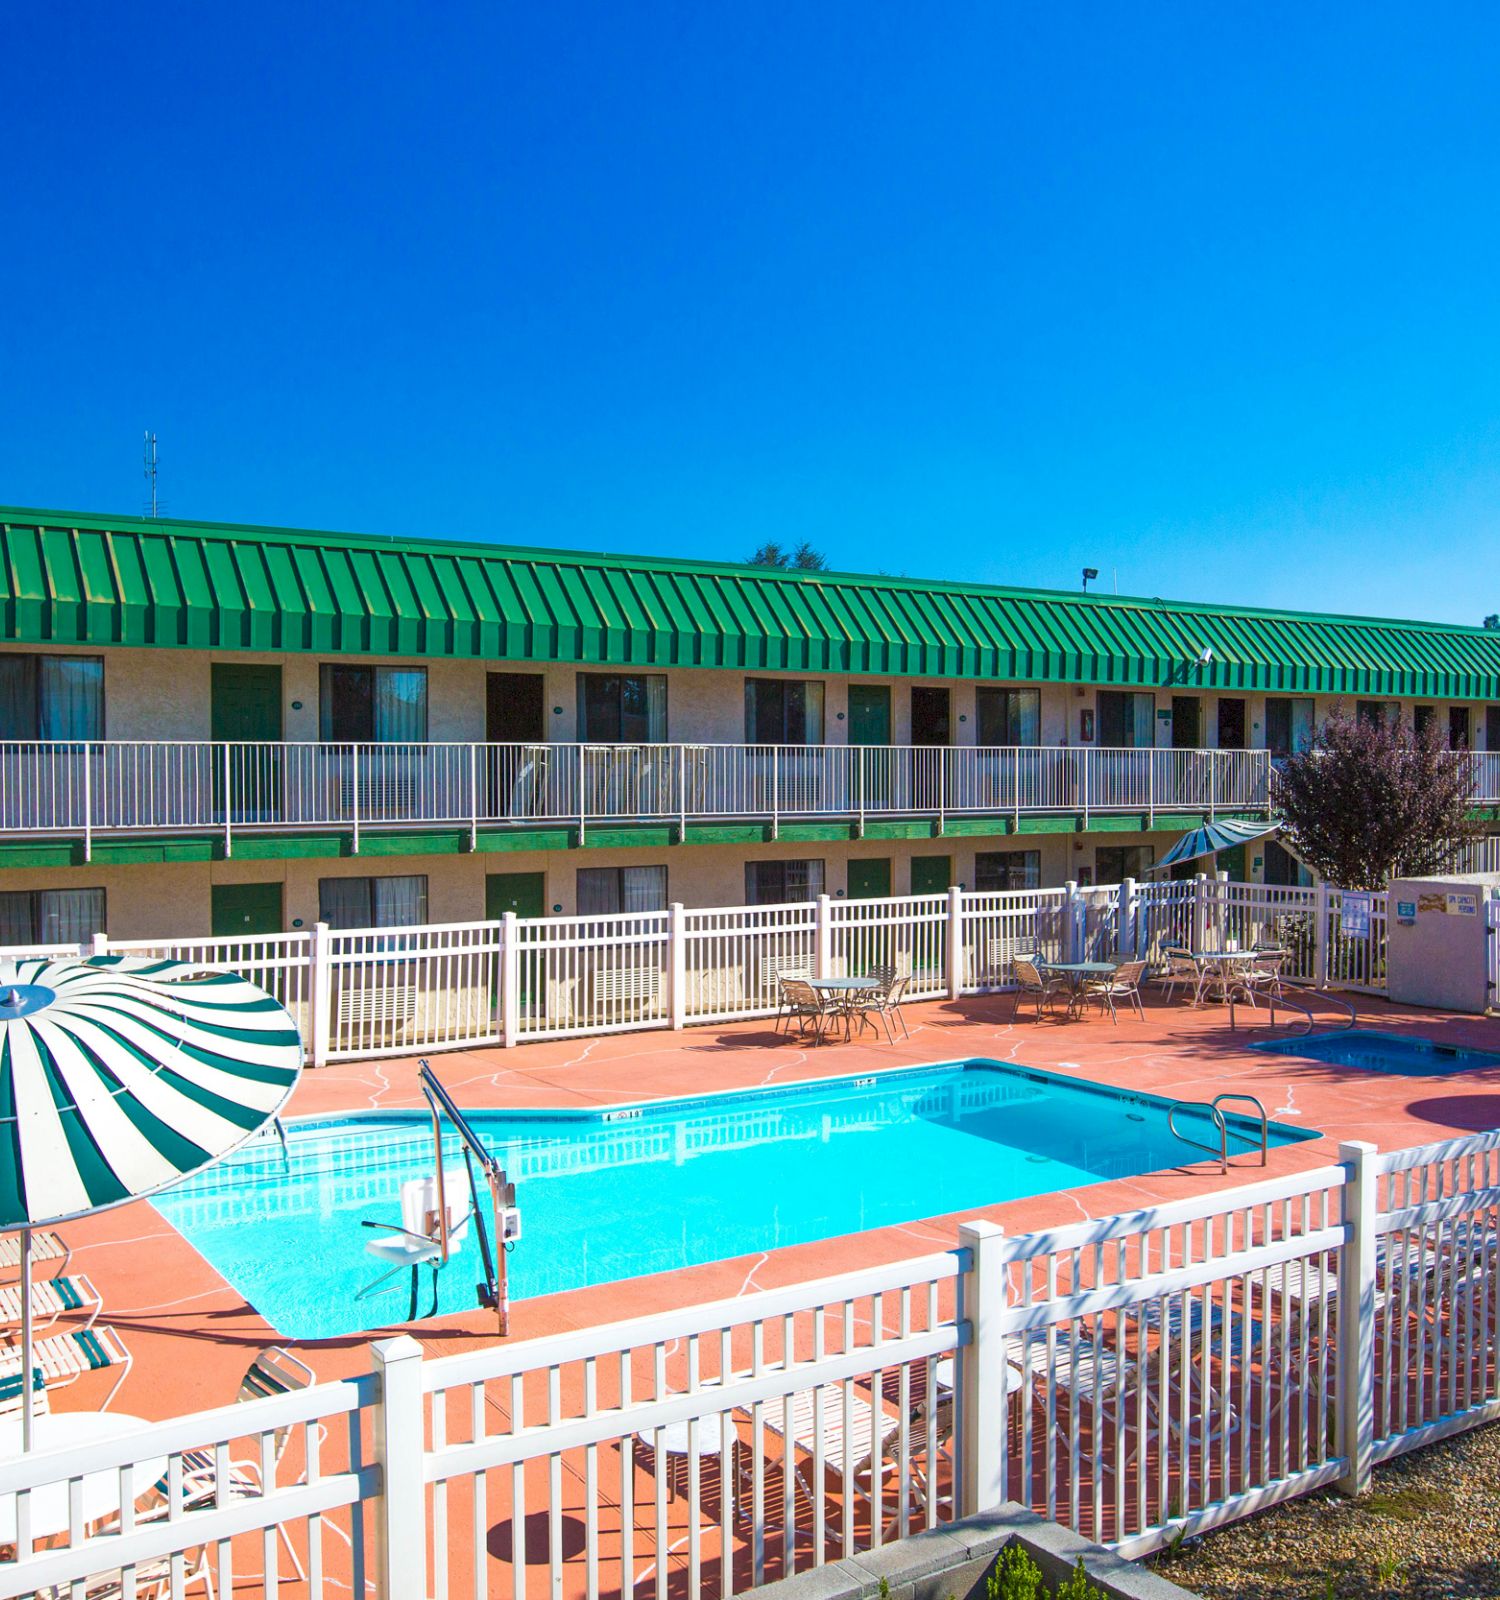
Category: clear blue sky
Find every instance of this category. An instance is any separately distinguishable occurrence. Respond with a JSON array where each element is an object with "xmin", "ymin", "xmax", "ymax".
[{"xmin": 3, "ymin": 3, "xmax": 1499, "ymax": 621}]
